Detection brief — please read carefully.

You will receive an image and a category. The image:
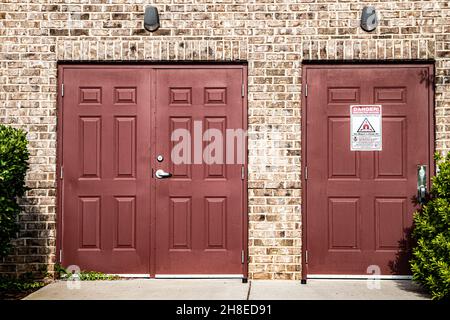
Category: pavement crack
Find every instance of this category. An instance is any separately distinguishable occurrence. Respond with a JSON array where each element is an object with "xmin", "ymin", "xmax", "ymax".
[{"xmin": 246, "ymin": 280, "xmax": 252, "ymax": 300}]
